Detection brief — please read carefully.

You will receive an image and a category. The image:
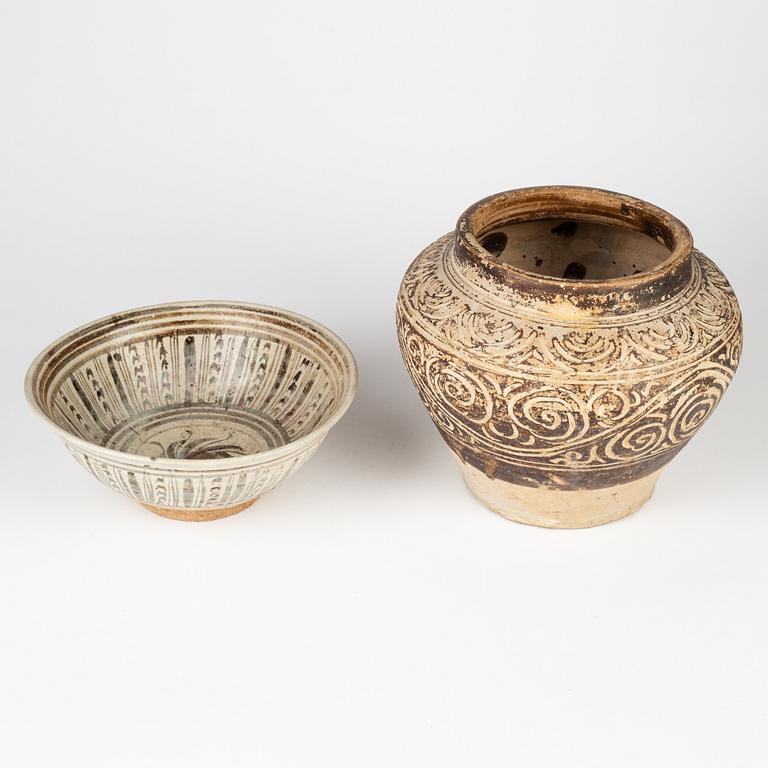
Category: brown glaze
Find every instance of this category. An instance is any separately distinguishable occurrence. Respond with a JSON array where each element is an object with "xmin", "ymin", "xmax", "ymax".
[{"xmin": 454, "ymin": 186, "xmax": 695, "ymax": 314}]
